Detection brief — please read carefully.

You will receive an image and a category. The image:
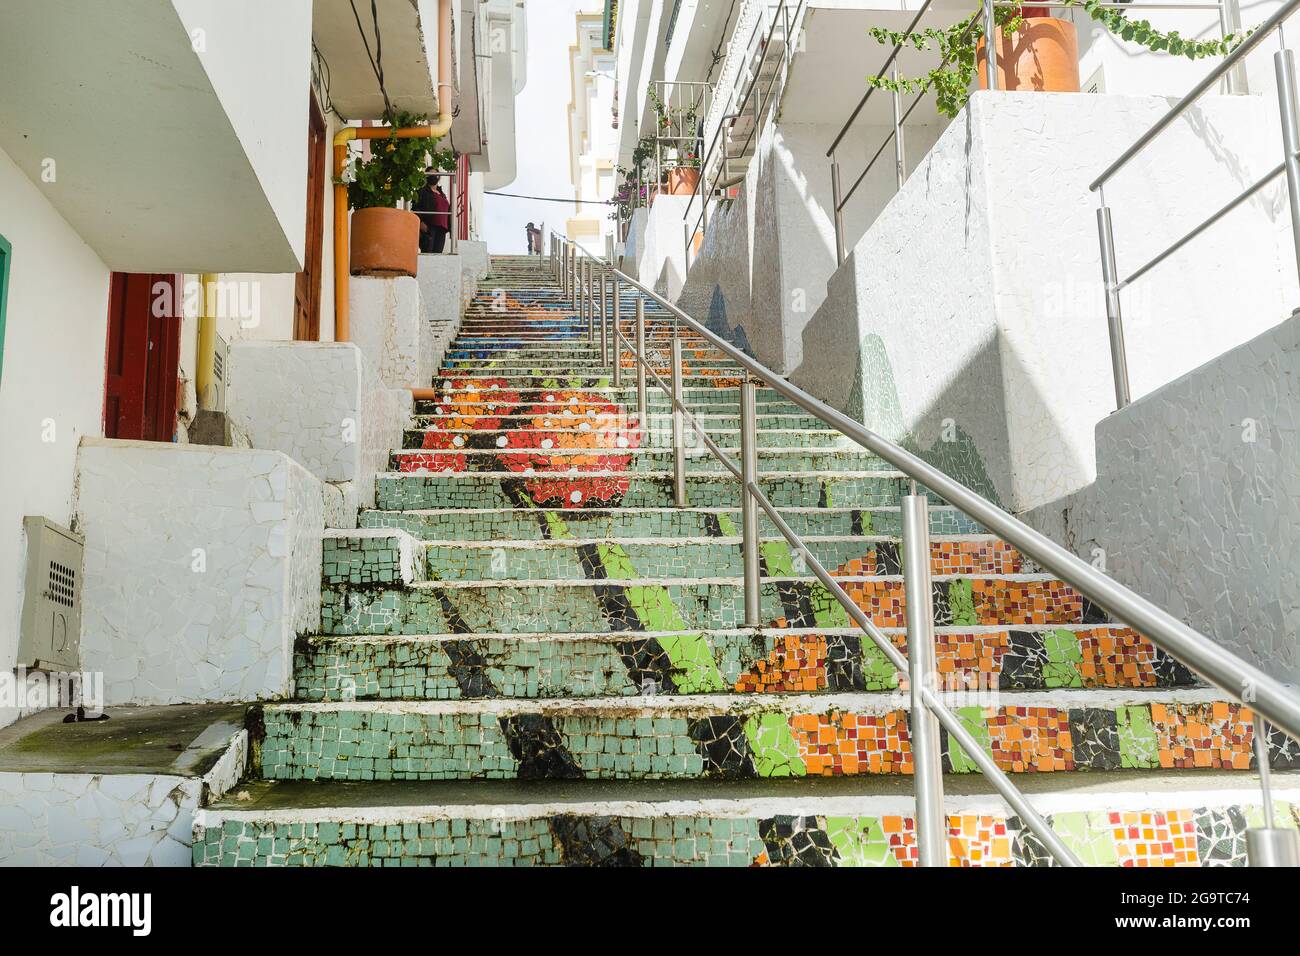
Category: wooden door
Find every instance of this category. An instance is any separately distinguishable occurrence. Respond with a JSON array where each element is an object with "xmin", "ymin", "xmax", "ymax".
[
  {"xmin": 294, "ymin": 93, "xmax": 327, "ymax": 341},
  {"xmin": 104, "ymin": 273, "xmax": 181, "ymax": 442}
]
